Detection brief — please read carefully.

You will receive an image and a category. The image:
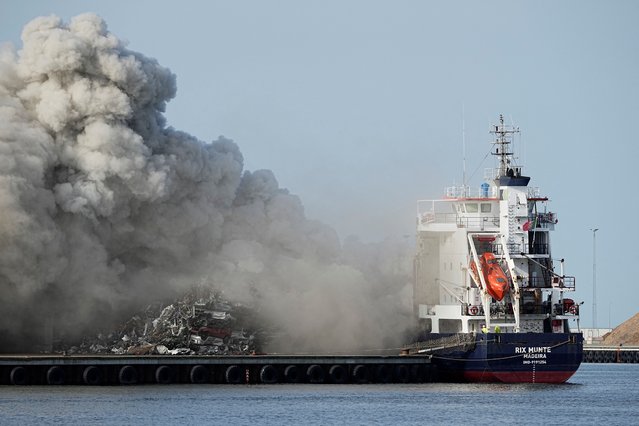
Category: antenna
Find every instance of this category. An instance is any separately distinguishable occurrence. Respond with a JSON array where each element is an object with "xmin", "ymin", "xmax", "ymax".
[
  {"xmin": 591, "ymin": 228, "xmax": 599, "ymax": 329},
  {"xmin": 462, "ymin": 103, "xmax": 467, "ymax": 190}
]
